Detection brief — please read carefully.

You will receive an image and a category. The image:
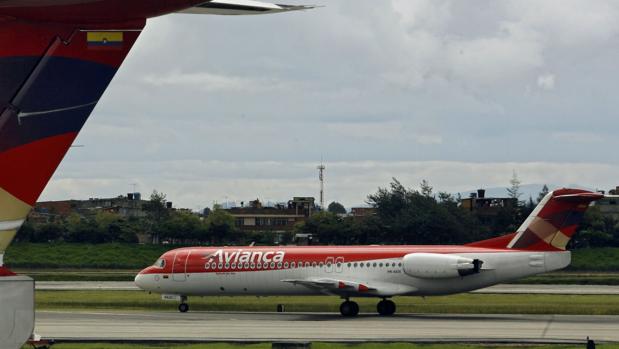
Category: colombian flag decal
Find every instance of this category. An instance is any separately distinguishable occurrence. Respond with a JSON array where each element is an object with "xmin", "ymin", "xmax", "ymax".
[{"xmin": 87, "ymin": 31, "xmax": 123, "ymax": 49}]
